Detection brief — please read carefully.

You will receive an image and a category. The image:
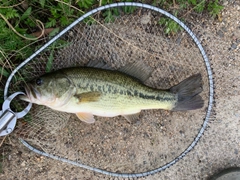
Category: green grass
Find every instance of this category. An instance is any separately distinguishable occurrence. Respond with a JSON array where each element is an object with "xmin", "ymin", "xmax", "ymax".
[{"xmin": 154, "ymin": 0, "xmax": 223, "ymax": 35}]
